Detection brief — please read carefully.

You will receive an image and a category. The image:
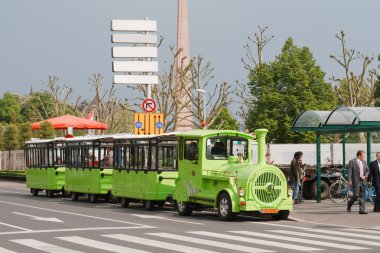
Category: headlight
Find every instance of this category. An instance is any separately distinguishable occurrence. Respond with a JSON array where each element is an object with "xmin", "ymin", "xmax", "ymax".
[{"xmin": 238, "ymin": 187, "xmax": 245, "ymax": 197}]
